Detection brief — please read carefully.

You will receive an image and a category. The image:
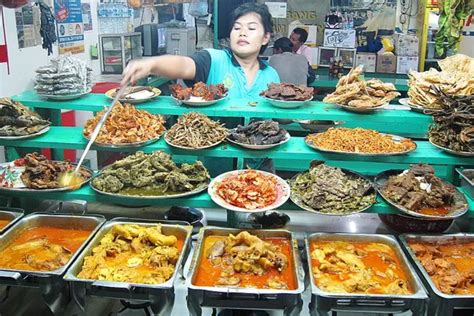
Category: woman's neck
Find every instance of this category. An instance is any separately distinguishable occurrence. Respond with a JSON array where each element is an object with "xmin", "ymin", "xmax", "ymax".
[{"xmin": 233, "ymin": 53, "xmax": 260, "ymax": 87}]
